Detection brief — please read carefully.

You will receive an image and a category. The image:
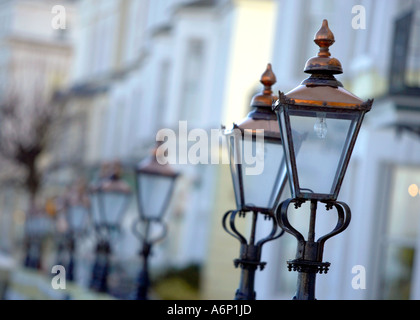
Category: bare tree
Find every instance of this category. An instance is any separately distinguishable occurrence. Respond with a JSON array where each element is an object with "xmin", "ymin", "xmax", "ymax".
[{"xmin": 0, "ymin": 69, "xmax": 65, "ymax": 212}]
